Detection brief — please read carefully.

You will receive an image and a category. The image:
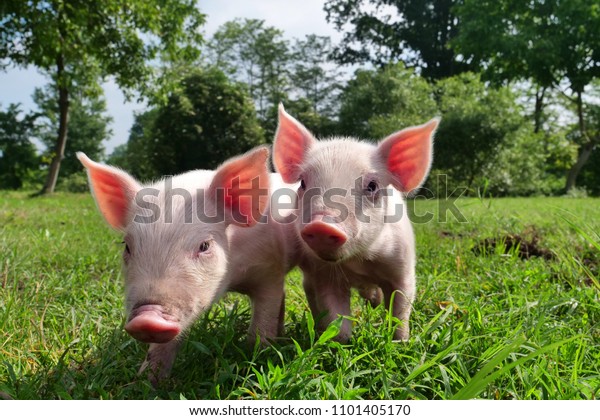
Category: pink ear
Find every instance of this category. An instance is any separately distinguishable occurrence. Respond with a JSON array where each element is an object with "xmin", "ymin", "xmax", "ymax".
[
  {"xmin": 273, "ymin": 103, "xmax": 316, "ymax": 183},
  {"xmin": 209, "ymin": 146, "xmax": 270, "ymax": 227},
  {"xmin": 377, "ymin": 118, "xmax": 440, "ymax": 193},
  {"xmin": 77, "ymin": 152, "xmax": 140, "ymax": 230}
]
